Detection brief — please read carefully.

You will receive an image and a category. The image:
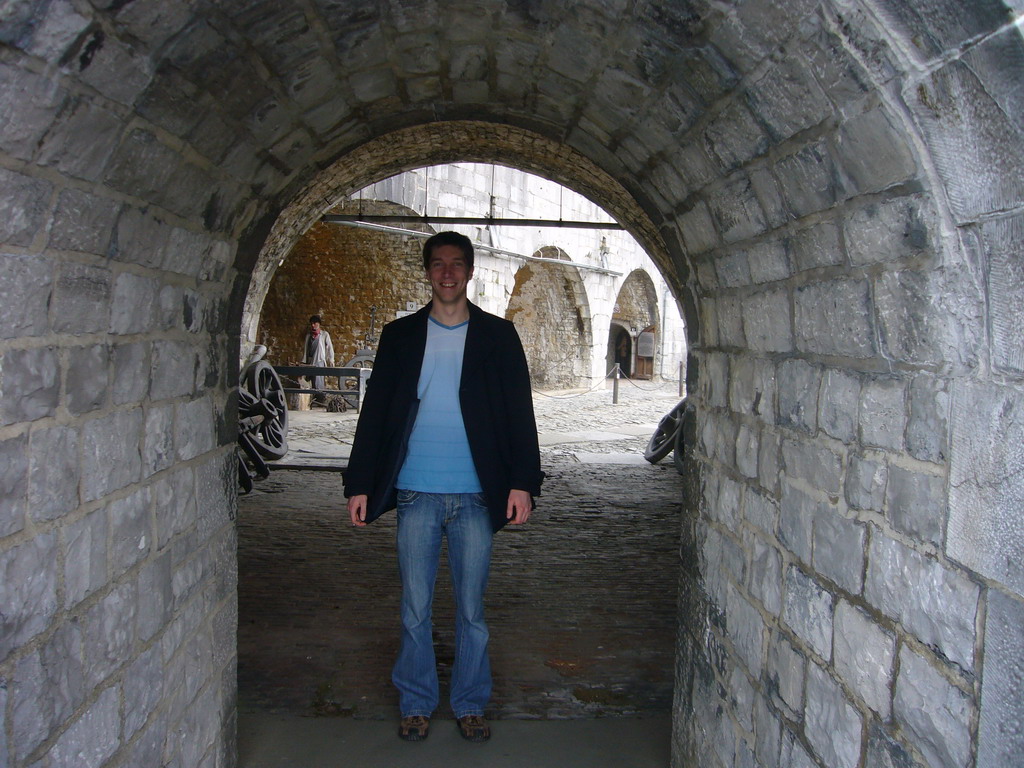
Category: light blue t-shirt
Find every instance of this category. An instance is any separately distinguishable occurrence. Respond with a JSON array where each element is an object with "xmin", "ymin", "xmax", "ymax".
[{"xmin": 396, "ymin": 317, "xmax": 482, "ymax": 493}]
